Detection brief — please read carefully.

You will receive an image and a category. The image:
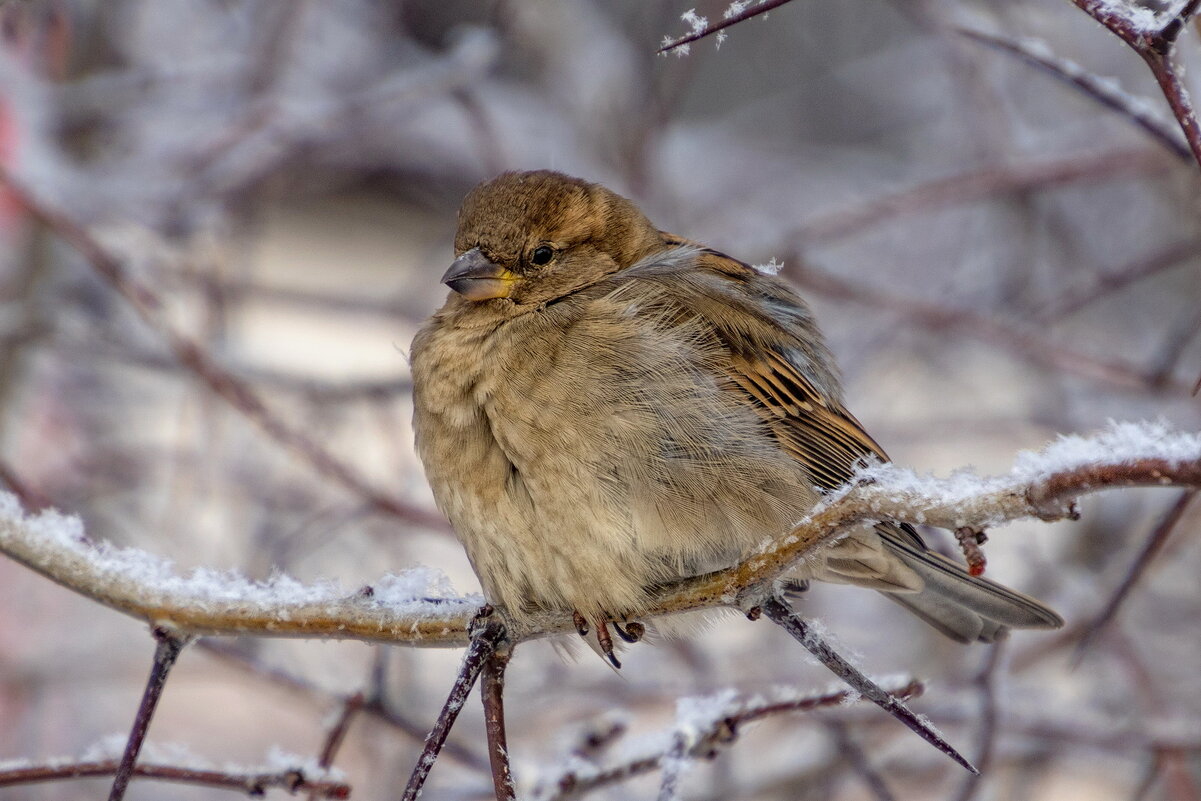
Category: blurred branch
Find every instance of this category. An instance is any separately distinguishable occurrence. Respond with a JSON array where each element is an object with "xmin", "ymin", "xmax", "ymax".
[
  {"xmin": 795, "ymin": 148, "xmax": 1173, "ymax": 246},
  {"xmin": 1072, "ymin": 490, "xmax": 1196, "ymax": 661},
  {"xmin": 956, "ymin": 25, "xmax": 1191, "ymax": 161},
  {"xmin": 540, "ymin": 680, "xmax": 924, "ymax": 801},
  {"xmin": 952, "ymin": 643, "xmax": 1004, "ymax": 801},
  {"xmin": 0, "ymin": 165, "xmax": 449, "ymax": 532},
  {"xmin": 196, "ymin": 640, "xmax": 489, "ymax": 771},
  {"xmin": 1035, "ymin": 237, "xmax": 1200, "ymax": 320},
  {"xmin": 827, "ymin": 721, "xmax": 898, "ymax": 801},
  {"xmin": 309, "ymin": 692, "xmax": 363, "ymax": 801},
  {"xmin": 786, "ymin": 256, "xmax": 1191, "ymax": 394},
  {"xmin": 0, "ymin": 761, "xmax": 349, "ymax": 798}
]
